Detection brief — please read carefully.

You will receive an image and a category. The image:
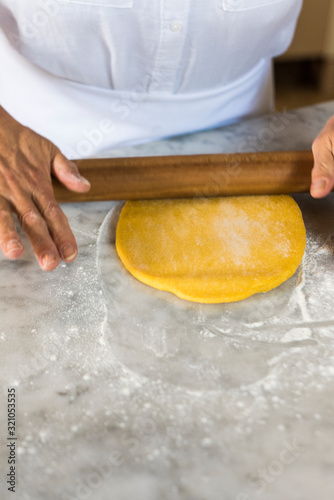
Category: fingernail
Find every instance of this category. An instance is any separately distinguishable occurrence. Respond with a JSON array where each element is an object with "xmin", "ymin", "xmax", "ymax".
[
  {"xmin": 79, "ymin": 175, "xmax": 91, "ymax": 186},
  {"xmin": 6, "ymin": 240, "xmax": 23, "ymax": 255},
  {"xmin": 41, "ymin": 253, "xmax": 57, "ymax": 268},
  {"xmin": 311, "ymin": 178, "xmax": 327, "ymax": 194},
  {"xmin": 61, "ymin": 243, "xmax": 77, "ymax": 261},
  {"xmin": 70, "ymin": 173, "xmax": 90, "ymax": 186}
]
